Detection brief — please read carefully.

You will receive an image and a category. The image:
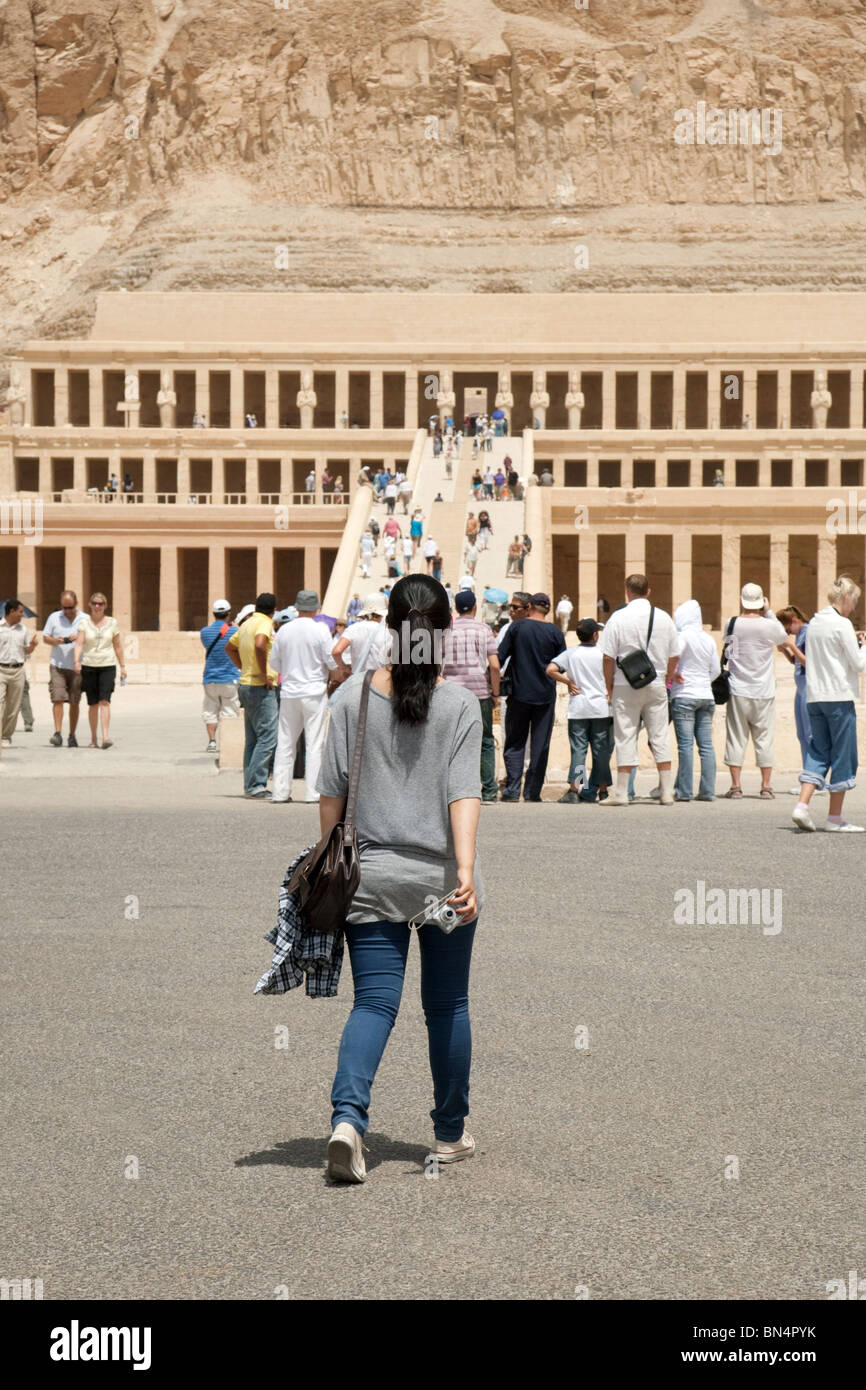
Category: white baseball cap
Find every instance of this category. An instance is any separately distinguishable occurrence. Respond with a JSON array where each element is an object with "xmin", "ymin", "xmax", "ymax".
[
  {"xmin": 740, "ymin": 583, "xmax": 765, "ymax": 610},
  {"xmin": 361, "ymin": 592, "xmax": 389, "ymax": 617},
  {"xmin": 235, "ymin": 603, "xmax": 255, "ymax": 624},
  {"xmin": 212, "ymin": 598, "xmax": 231, "ymax": 615}
]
